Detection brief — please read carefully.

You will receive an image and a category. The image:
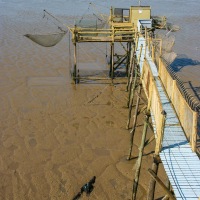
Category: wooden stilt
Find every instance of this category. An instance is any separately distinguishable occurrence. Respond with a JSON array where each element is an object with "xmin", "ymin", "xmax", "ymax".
[
  {"xmin": 126, "ymin": 42, "xmax": 131, "ymax": 76},
  {"xmin": 161, "ymin": 177, "xmax": 171, "ymax": 200},
  {"xmin": 109, "ymin": 42, "xmax": 112, "ymax": 77},
  {"xmin": 162, "ymin": 195, "xmax": 169, "ymax": 200},
  {"xmin": 147, "ymin": 155, "xmax": 160, "ymax": 200},
  {"xmin": 155, "ymin": 110, "xmax": 167, "ymax": 155},
  {"xmin": 127, "ymin": 83, "xmax": 142, "ymax": 160},
  {"xmin": 73, "ymin": 42, "xmax": 77, "ymax": 84},
  {"xmin": 148, "ymin": 169, "xmax": 176, "ymax": 200},
  {"xmin": 110, "ymin": 42, "xmax": 114, "ymax": 82},
  {"xmin": 148, "ymin": 110, "xmax": 166, "ymax": 200},
  {"xmin": 132, "ymin": 111, "xmax": 150, "ymax": 200},
  {"xmin": 144, "ymin": 134, "xmax": 155, "ymax": 147},
  {"xmin": 137, "ymin": 44, "xmax": 143, "ymax": 65},
  {"xmin": 126, "ymin": 64, "xmax": 137, "ymax": 129},
  {"xmin": 127, "ymin": 46, "xmax": 135, "ymax": 107},
  {"xmin": 126, "ymin": 45, "xmax": 135, "ymax": 92}
]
